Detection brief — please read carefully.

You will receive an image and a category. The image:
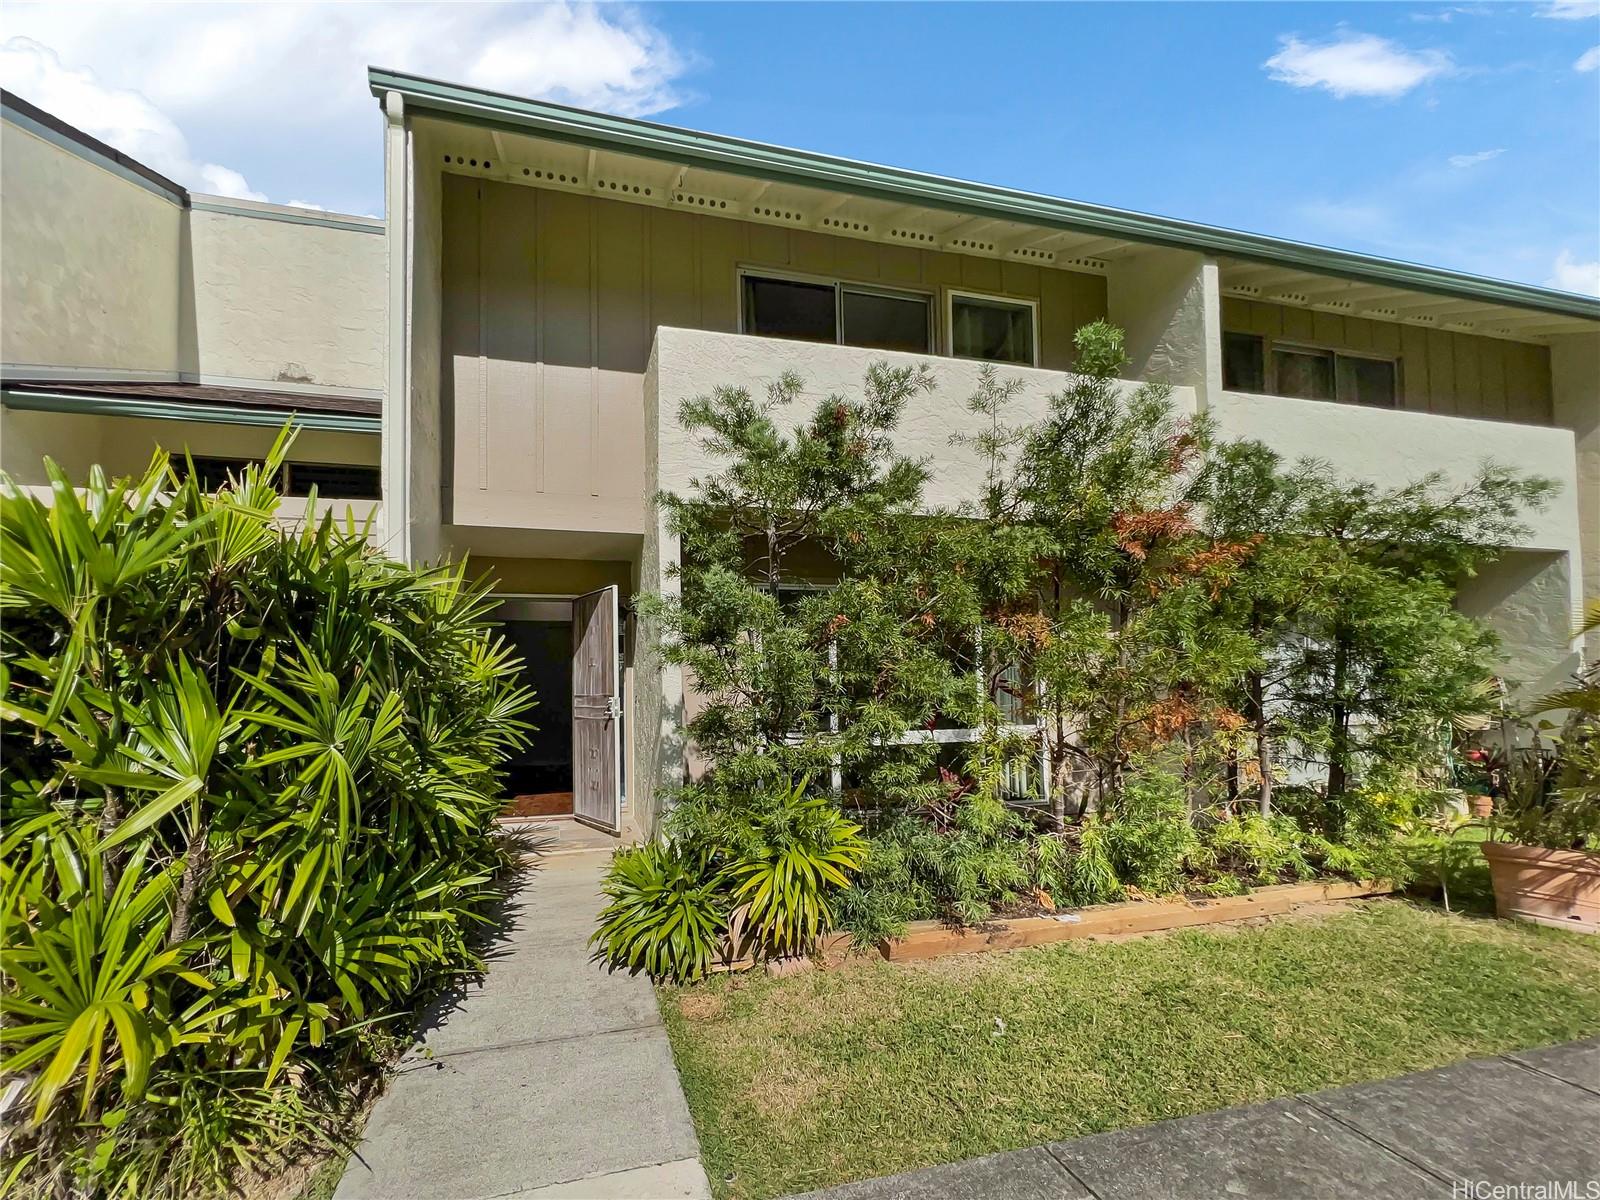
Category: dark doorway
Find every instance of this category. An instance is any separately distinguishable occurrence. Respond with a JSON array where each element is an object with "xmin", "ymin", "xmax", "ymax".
[{"xmin": 494, "ymin": 600, "xmax": 573, "ymax": 816}]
